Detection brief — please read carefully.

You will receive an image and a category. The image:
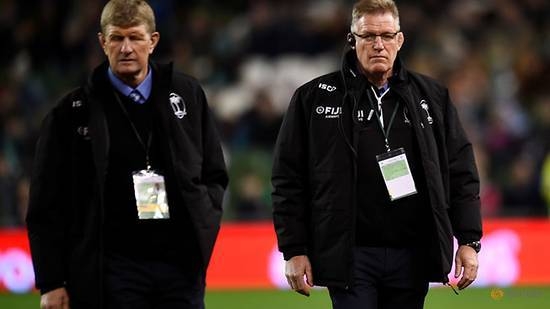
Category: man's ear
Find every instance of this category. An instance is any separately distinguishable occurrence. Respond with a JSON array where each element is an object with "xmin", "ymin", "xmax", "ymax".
[
  {"xmin": 397, "ymin": 31, "xmax": 404, "ymax": 51},
  {"xmin": 149, "ymin": 32, "xmax": 160, "ymax": 54},
  {"xmin": 98, "ymin": 32, "xmax": 107, "ymax": 54}
]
